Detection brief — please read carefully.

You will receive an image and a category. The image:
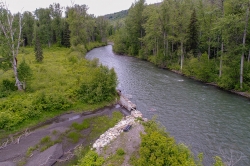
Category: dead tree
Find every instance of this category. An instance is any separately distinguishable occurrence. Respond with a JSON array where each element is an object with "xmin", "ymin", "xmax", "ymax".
[{"xmin": 0, "ymin": 2, "xmax": 23, "ymax": 90}]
